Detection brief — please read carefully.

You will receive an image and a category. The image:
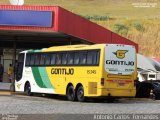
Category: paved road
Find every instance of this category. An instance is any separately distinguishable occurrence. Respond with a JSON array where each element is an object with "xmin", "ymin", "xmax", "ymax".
[{"xmin": 0, "ymin": 94, "xmax": 160, "ymax": 114}]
